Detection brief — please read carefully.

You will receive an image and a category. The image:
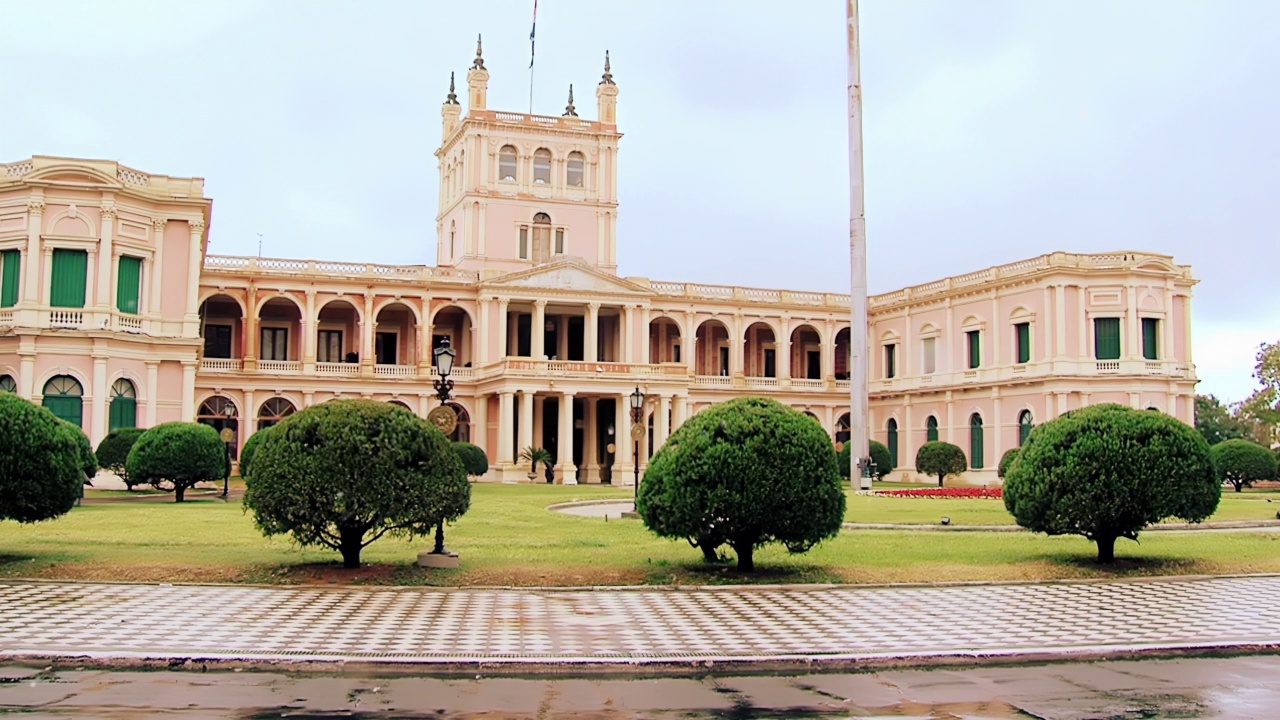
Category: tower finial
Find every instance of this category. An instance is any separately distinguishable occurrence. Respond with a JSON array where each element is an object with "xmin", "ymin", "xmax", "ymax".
[
  {"xmin": 563, "ymin": 84, "xmax": 578, "ymax": 117},
  {"xmin": 446, "ymin": 71, "xmax": 459, "ymax": 104},
  {"xmin": 599, "ymin": 50, "xmax": 614, "ymax": 85},
  {"xmin": 472, "ymin": 34, "xmax": 486, "ymax": 70}
]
